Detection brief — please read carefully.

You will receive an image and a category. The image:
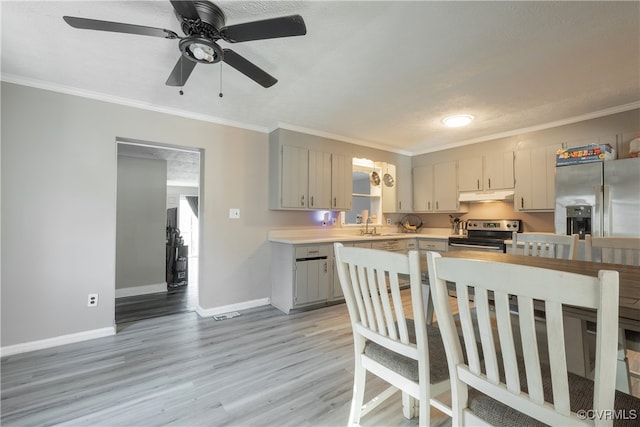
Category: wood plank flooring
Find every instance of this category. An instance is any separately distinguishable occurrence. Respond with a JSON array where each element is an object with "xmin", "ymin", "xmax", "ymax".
[
  {"xmin": 115, "ymin": 283, "xmax": 197, "ymax": 324},
  {"xmin": 1, "ymin": 292, "xmax": 452, "ymax": 427},
  {"xmin": 4, "ymin": 288, "xmax": 638, "ymax": 426}
]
